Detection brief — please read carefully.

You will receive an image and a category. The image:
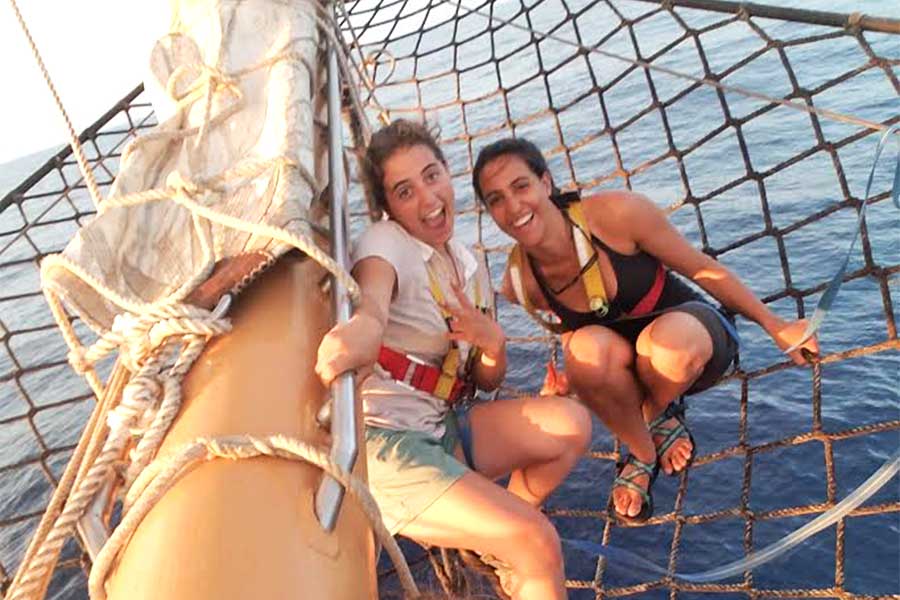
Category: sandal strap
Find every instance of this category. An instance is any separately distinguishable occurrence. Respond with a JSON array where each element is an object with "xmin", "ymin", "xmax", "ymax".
[
  {"xmin": 620, "ymin": 454, "xmax": 657, "ymax": 476},
  {"xmin": 612, "ymin": 476, "xmax": 651, "ymax": 504},
  {"xmin": 651, "ymin": 421, "xmax": 687, "ymax": 456},
  {"xmin": 612, "ymin": 454, "xmax": 657, "ymax": 505},
  {"xmin": 647, "ymin": 400, "xmax": 686, "ymax": 430},
  {"xmin": 648, "ymin": 401, "xmax": 689, "ymax": 457}
]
